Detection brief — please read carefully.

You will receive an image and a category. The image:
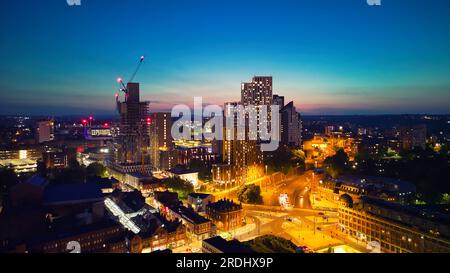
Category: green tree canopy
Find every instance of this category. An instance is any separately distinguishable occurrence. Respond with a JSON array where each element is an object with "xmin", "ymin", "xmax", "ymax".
[
  {"xmin": 264, "ymin": 146, "xmax": 306, "ymax": 174},
  {"xmin": 163, "ymin": 177, "xmax": 194, "ymax": 199},
  {"xmin": 353, "ymin": 146, "xmax": 450, "ymax": 204},
  {"xmin": 86, "ymin": 162, "xmax": 108, "ymax": 178},
  {"xmin": 237, "ymin": 184, "xmax": 263, "ymax": 204},
  {"xmin": 323, "ymin": 148, "xmax": 350, "ymax": 178},
  {"xmin": 244, "ymin": 235, "xmax": 300, "ymax": 253},
  {"xmin": 187, "ymin": 159, "xmax": 212, "ymax": 181},
  {"xmin": 47, "ymin": 159, "xmax": 86, "ymax": 184}
]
